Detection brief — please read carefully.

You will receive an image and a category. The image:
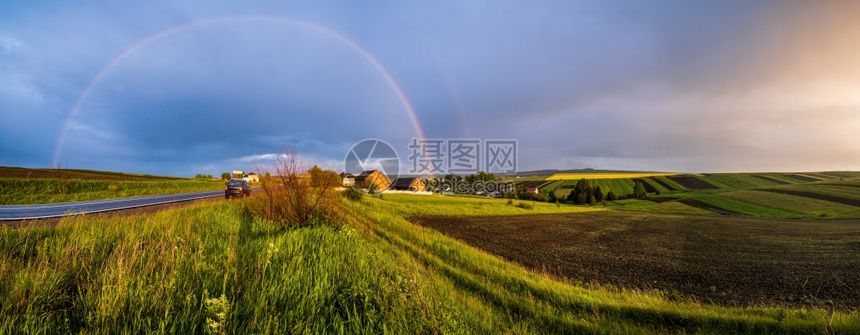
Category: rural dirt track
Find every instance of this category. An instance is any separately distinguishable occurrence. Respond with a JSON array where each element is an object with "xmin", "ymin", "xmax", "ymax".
[{"xmin": 412, "ymin": 212, "xmax": 860, "ymax": 310}]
